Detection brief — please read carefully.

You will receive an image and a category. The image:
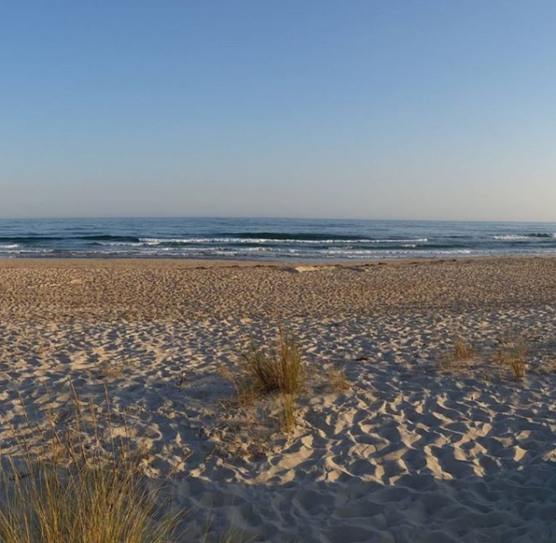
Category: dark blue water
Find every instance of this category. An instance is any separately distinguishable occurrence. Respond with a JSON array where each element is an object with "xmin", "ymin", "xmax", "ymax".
[{"xmin": 0, "ymin": 217, "xmax": 555, "ymax": 261}]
